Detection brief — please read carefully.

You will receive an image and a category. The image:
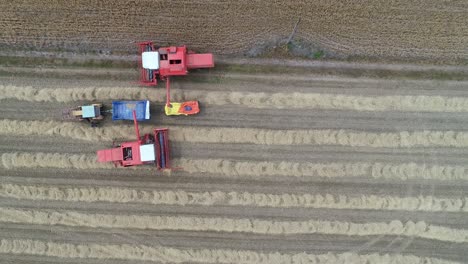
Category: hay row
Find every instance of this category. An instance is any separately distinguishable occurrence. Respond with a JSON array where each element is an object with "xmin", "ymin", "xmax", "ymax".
[
  {"xmin": 3, "ymin": 119, "xmax": 468, "ymax": 148},
  {"xmin": 1, "ymin": 183, "xmax": 466, "ymax": 212},
  {"xmin": 3, "ymin": 152, "xmax": 468, "ymax": 181},
  {"xmin": 178, "ymin": 159, "xmax": 468, "ymax": 181},
  {"xmin": 0, "ymin": 153, "xmax": 112, "ymax": 170},
  {"xmin": 1, "ymin": 208, "xmax": 467, "ymax": 243},
  {"xmin": 3, "ymin": 85, "xmax": 468, "ymax": 112},
  {"xmin": 0, "ymin": 239, "xmax": 457, "ymax": 264}
]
